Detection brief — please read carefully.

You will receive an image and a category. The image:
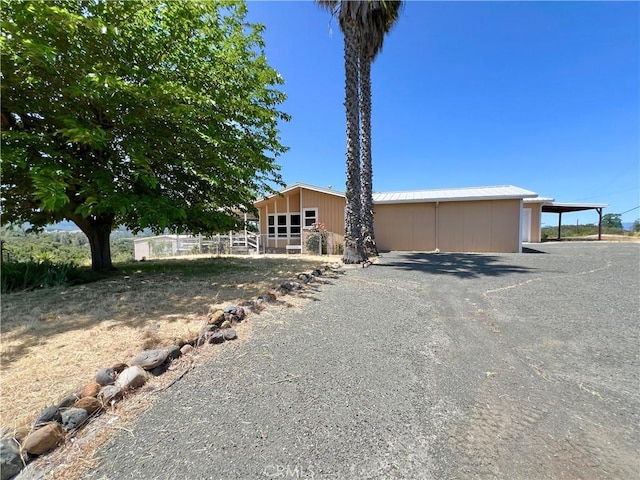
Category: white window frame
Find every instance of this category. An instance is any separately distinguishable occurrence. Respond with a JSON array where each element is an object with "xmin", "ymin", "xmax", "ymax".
[
  {"xmin": 267, "ymin": 213, "xmax": 302, "ymax": 239},
  {"xmin": 303, "ymin": 207, "xmax": 318, "ymax": 229}
]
